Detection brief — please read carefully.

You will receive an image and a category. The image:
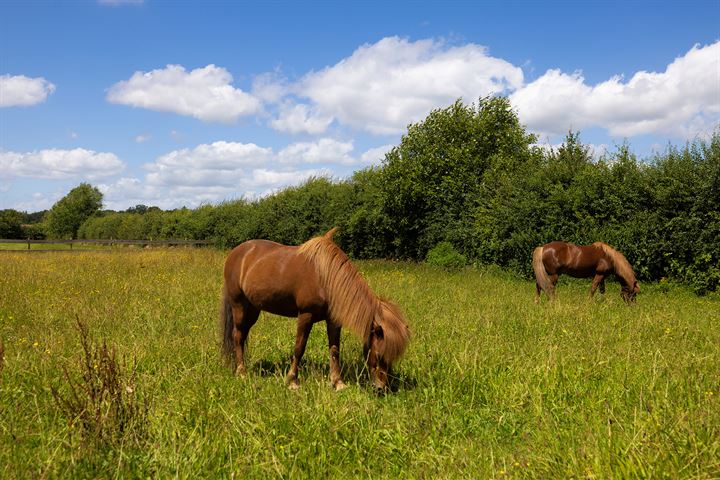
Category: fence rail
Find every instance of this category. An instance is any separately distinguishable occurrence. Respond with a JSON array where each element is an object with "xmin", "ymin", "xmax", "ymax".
[{"xmin": 0, "ymin": 239, "xmax": 213, "ymax": 250}]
